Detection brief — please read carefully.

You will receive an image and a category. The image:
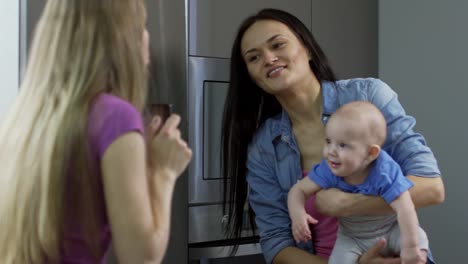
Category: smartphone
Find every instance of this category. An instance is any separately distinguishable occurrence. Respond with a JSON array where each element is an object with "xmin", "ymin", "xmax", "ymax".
[{"xmin": 145, "ymin": 103, "xmax": 173, "ymax": 124}]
